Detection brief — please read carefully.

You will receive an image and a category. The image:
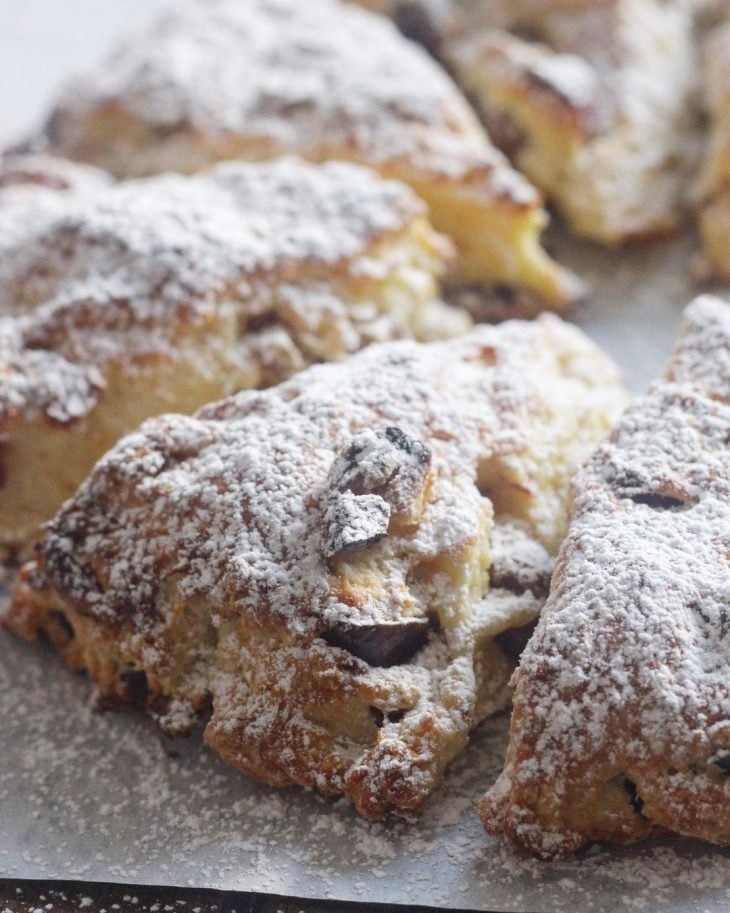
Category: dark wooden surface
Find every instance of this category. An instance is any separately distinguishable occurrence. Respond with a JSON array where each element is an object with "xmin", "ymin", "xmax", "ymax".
[{"xmin": 0, "ymin": 881, "xmax": 490, "ymax": 913}]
